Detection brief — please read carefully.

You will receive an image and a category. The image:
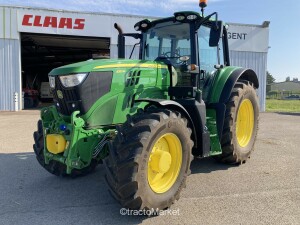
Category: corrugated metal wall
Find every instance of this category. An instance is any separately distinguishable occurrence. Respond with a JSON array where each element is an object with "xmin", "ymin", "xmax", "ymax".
[
  {"xmin": 0, "ymin": 38, "xmax": 22, "ymax": 111},
  {"xmin": 230, "ymin": 51, "xmax": 267, "ymax": 111}
]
